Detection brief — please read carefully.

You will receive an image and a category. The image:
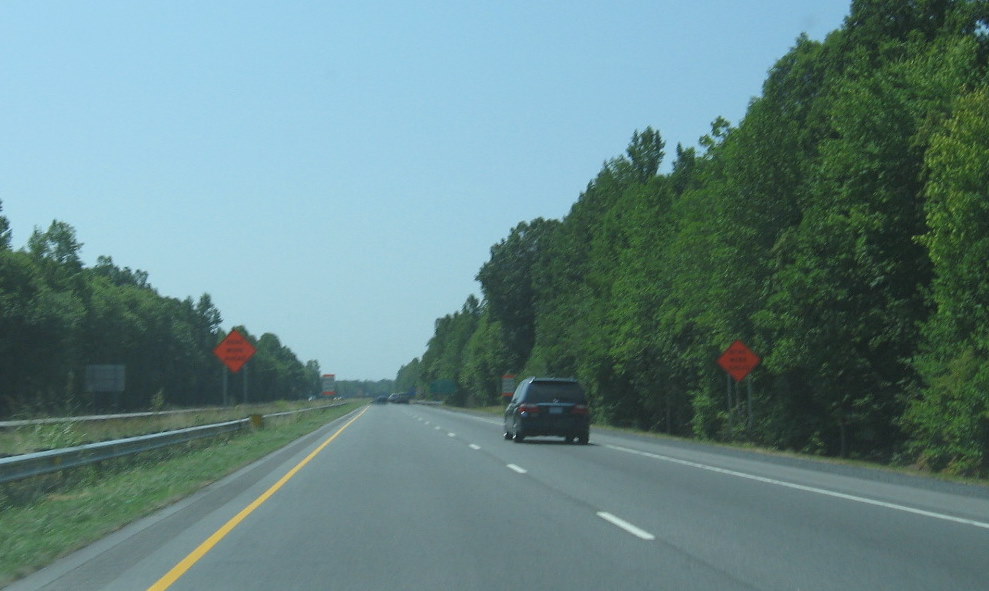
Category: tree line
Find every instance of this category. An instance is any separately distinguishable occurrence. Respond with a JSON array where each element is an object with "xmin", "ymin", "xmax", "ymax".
[
  {"xmin": 334, "ymin": 379, "xmax": 395, "ymax": 399},
  {"xmin": 397, "ymin": 0, "xmax": 989, "ymax": 476},
  {"xmin": 0, "ymin": 214, "xmax": 322, "ymax": 417}
]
